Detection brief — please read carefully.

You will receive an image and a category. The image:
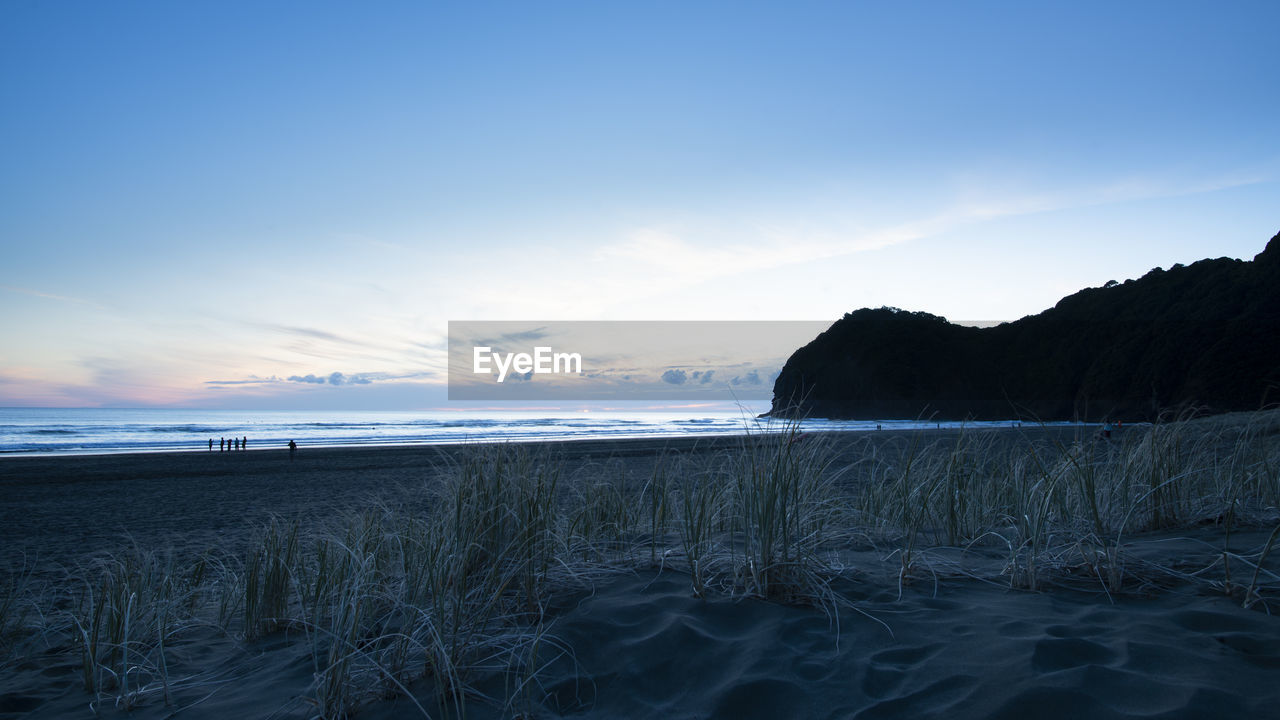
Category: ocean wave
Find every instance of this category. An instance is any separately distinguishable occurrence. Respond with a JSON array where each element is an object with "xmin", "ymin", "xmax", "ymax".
[
  {"xmin": 148, "ymin": 425, "xmax": 216, "ymax": 433},
  {"xmin": 3, "ymin": 409, "xmax": 912, "ymax": 457},
  {"xmin": 297, "ymin": 422, "xmax": 392, "ymax": 428}
]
